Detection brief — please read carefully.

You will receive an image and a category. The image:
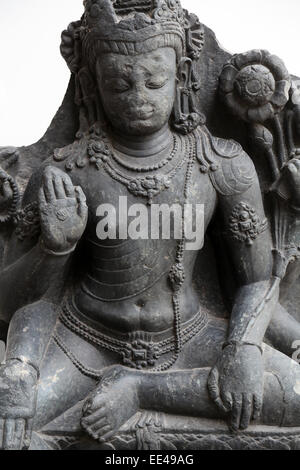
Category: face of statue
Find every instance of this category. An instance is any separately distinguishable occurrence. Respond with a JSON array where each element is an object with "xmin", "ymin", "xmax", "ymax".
[{"xmin": 96, "ymin": 47, "xmax": 177, "ymax": 136}]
